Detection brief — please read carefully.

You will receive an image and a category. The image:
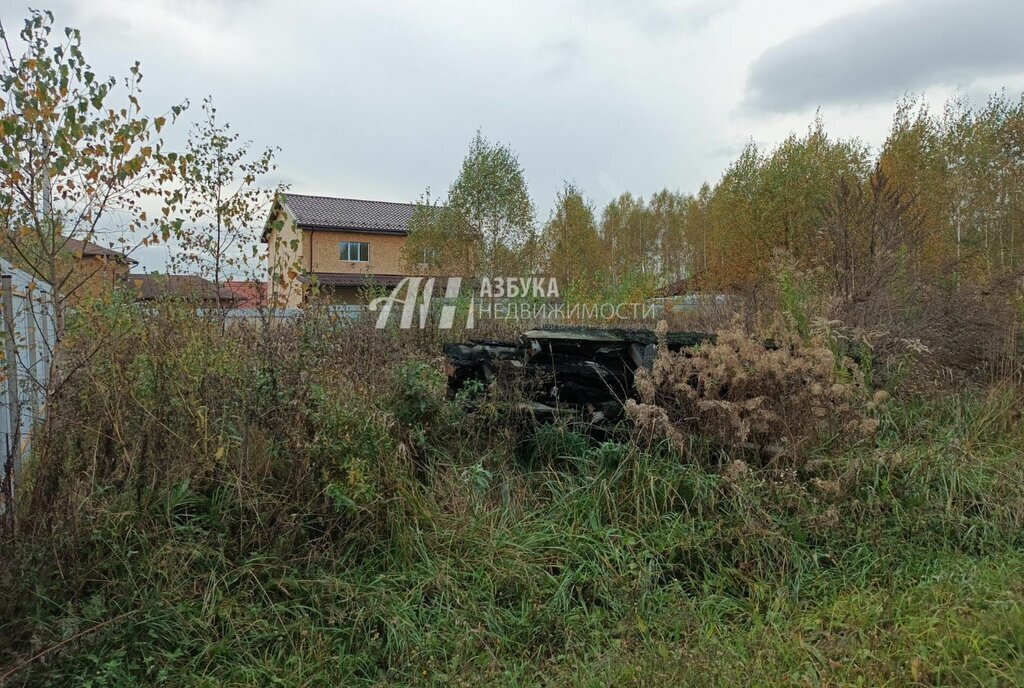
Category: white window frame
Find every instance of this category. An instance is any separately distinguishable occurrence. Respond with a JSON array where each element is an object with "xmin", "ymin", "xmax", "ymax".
[{"xmin": 339, "ymin": 241, "xmax": 369, "ymax": 262}]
